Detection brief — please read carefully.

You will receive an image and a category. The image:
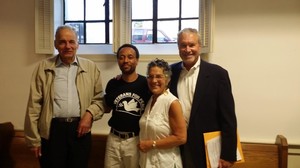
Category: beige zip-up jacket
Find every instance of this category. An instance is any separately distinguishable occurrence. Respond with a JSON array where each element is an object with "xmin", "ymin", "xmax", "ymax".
[{"xmin": 24, "ymin": 55, "xmax": 105, "ymax": 147}]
